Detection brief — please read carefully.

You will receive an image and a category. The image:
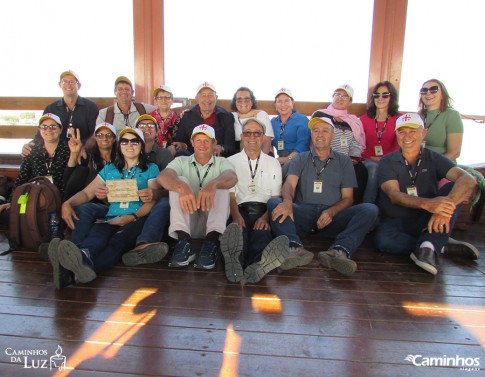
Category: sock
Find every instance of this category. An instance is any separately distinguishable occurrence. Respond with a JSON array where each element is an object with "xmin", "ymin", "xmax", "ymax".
[
  {"xmin": 176, "ymin": 231, "xmax": 191, "ymax": 243},
  {"xmin": 206, "ymin": 231, "xmax": 220, "ymax": 245},
  {"xmin": 420, "ymin": 241, "xmax": 435, "ymax": 251}
]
